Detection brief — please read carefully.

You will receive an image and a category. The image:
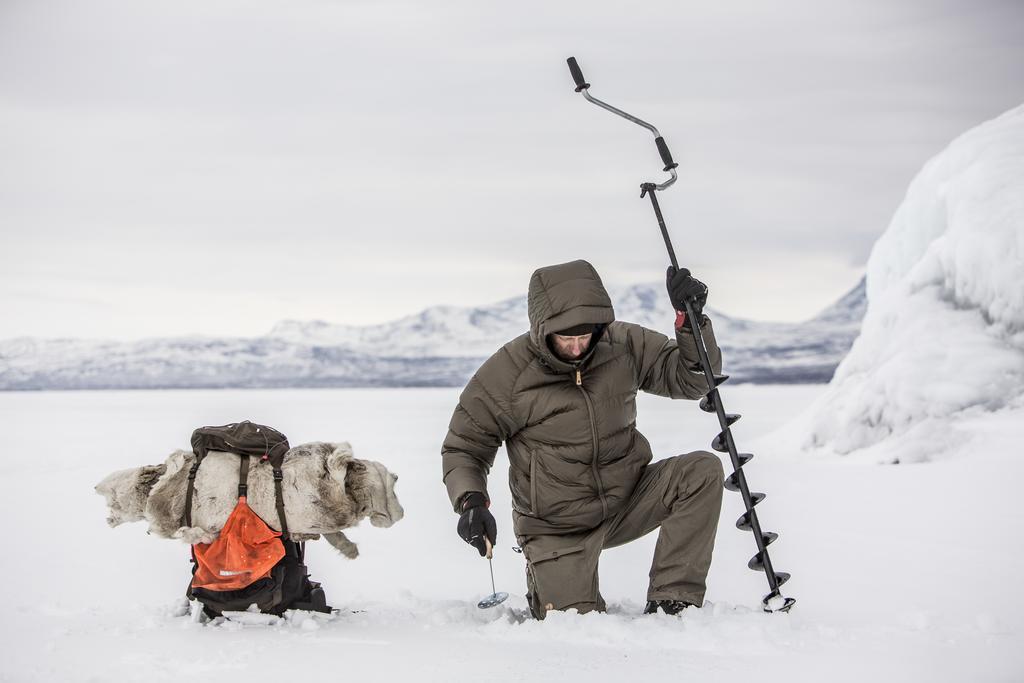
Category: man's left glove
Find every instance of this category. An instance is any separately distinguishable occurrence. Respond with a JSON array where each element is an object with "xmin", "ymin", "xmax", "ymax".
[
  {"xmin": 457, "ymin": 491, "xmax": 497, "ymax": 557},
  {"xmin": 666, "ymin": 266, "xmax": 709, "ymax": 318}
]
